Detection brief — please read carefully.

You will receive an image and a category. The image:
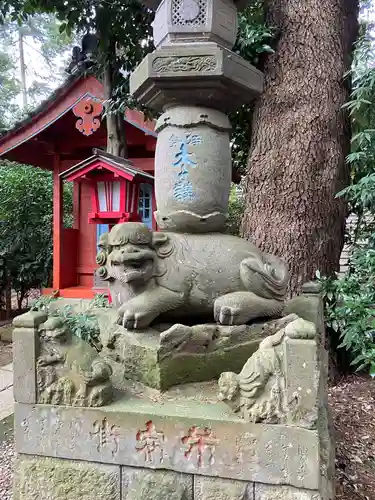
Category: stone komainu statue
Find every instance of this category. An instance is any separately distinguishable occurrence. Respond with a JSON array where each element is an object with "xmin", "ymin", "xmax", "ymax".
[{"xmin": 96, "ymin": 222, "xmax": 289, "ymax": 330}]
